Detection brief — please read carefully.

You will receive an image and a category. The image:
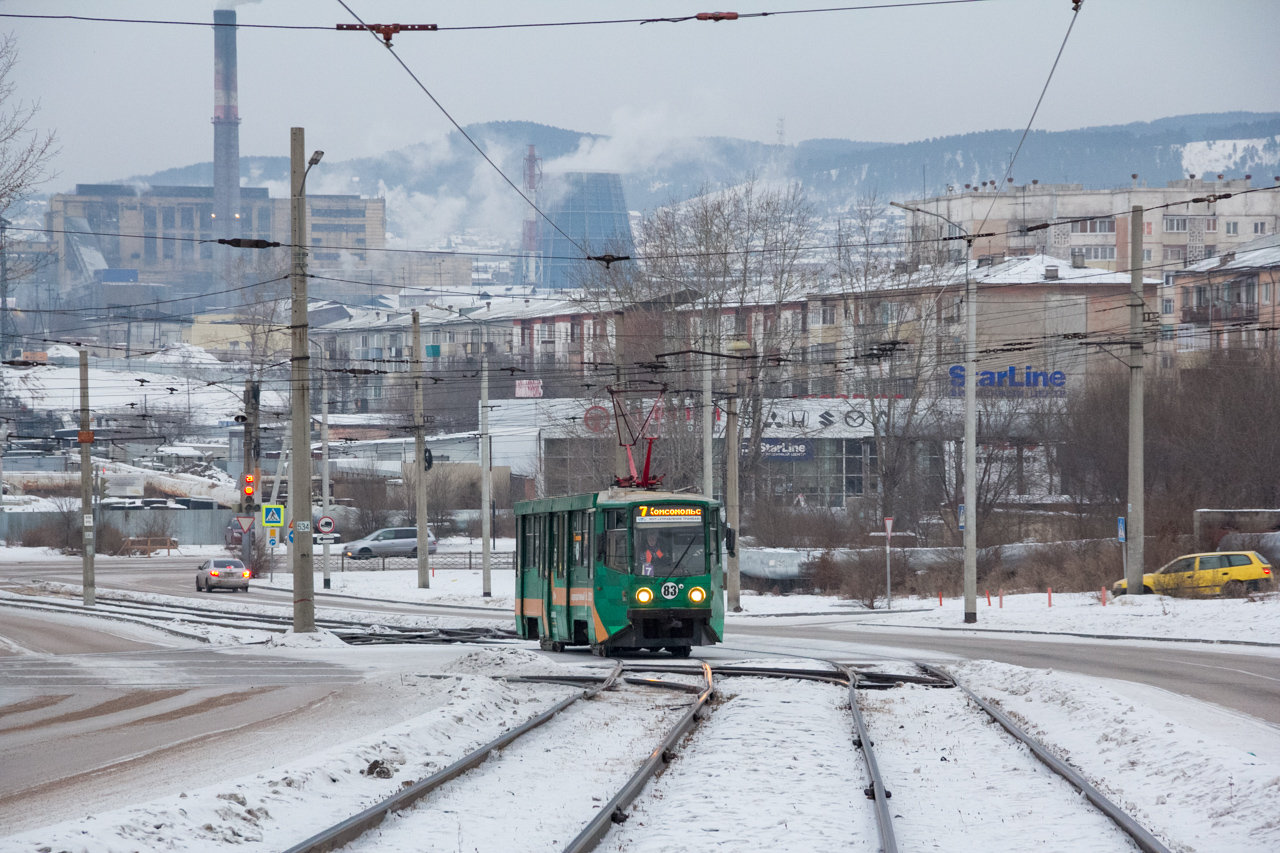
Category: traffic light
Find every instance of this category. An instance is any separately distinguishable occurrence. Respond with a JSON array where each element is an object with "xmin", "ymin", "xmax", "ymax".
[{"xmin": 242, "ymin": 473, "xmax": 256, "ymax": 510}]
